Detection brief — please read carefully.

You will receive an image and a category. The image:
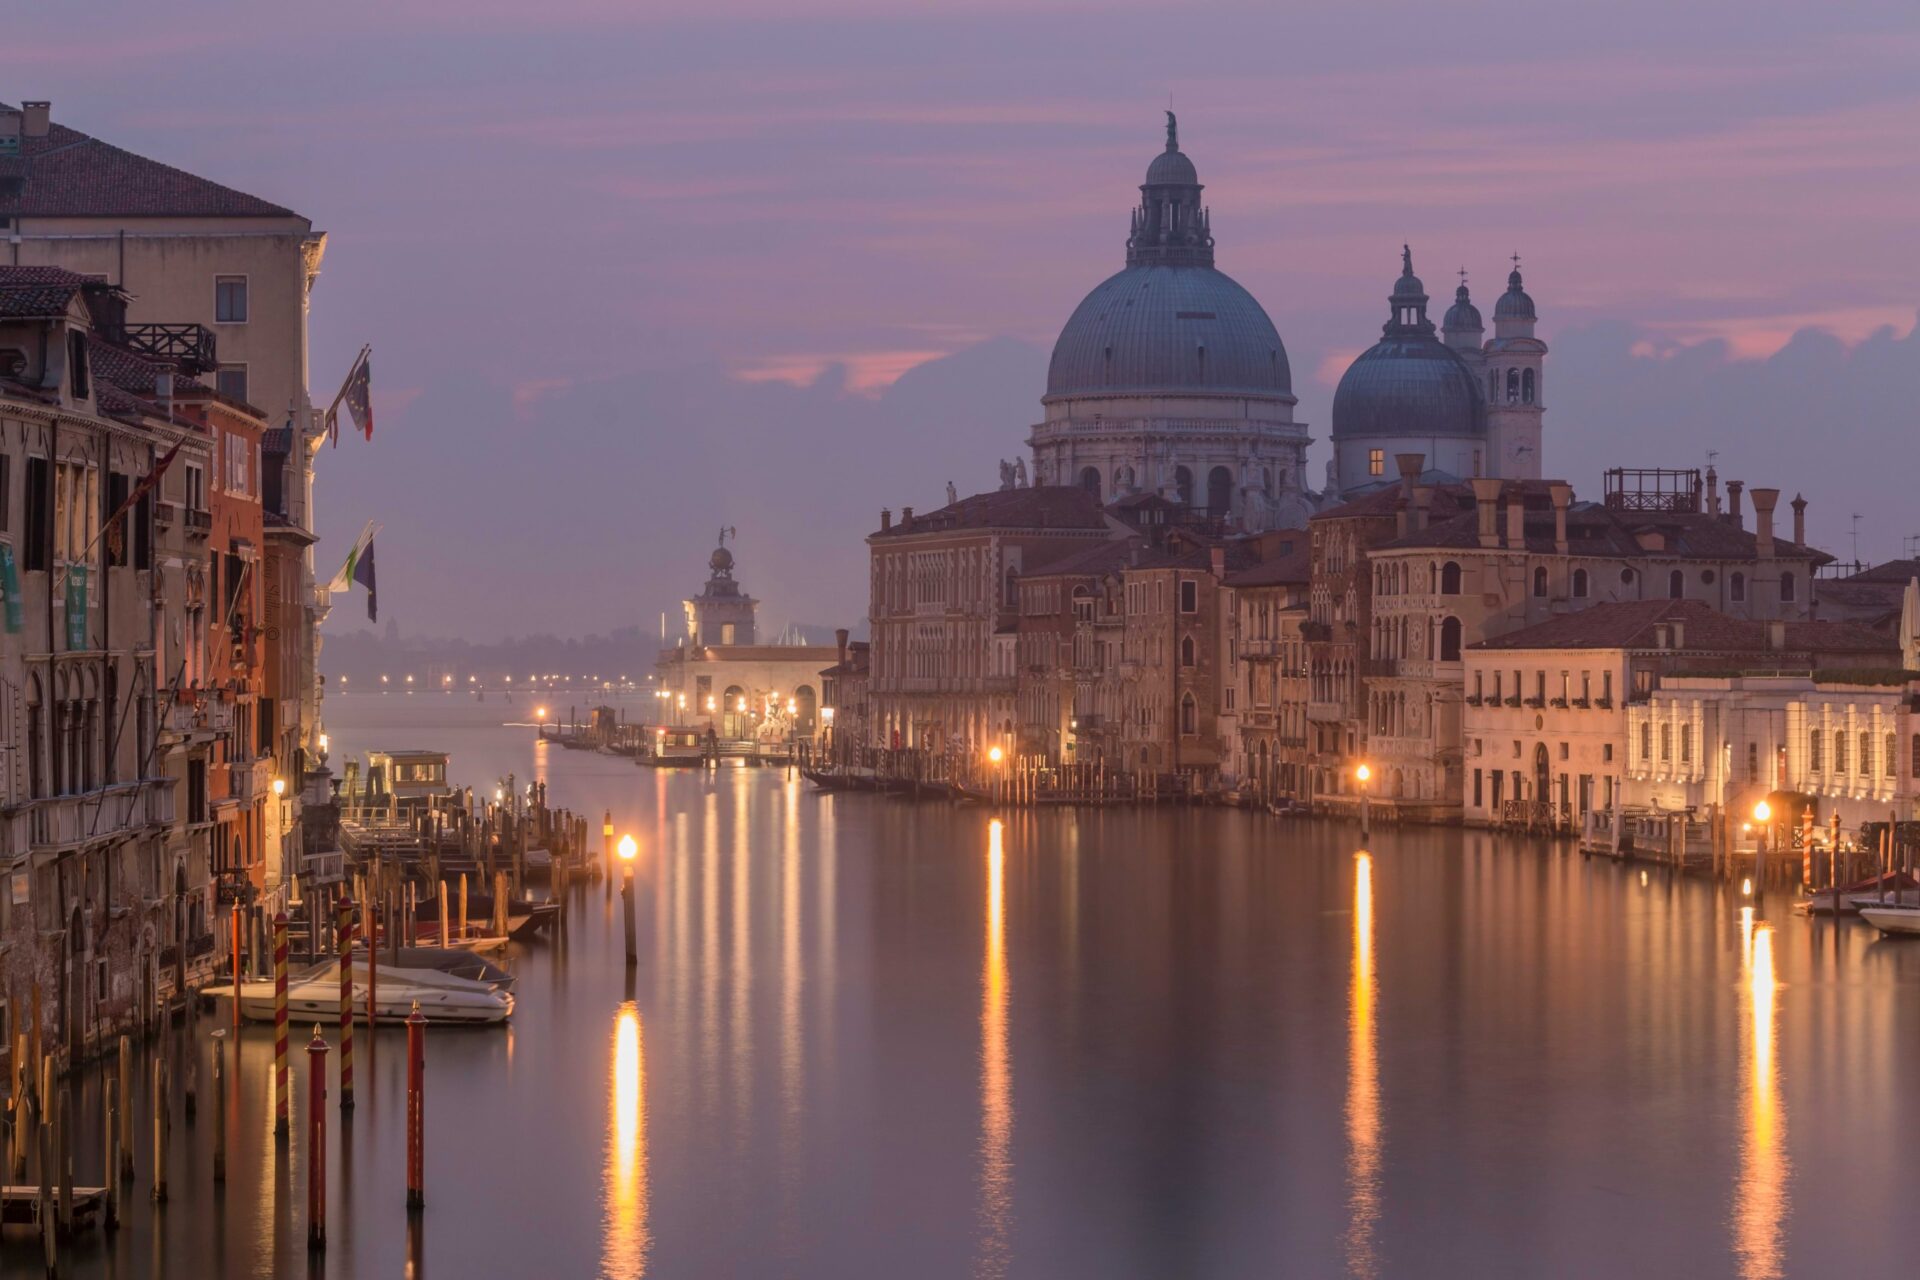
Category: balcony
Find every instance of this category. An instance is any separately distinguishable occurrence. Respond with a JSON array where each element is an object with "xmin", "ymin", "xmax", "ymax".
[
  {"xmin": 225, "ymin": 757, "xmax": 274, "ymax": 806},
  {"xmin": 1307, "ymin": 699, "xmax": 1347, "ymax": 723},
  {"xmin": 165, "ymin": 698, "xmax": 235, "ymax": 739},
  {"xmin": 120, "ymin": 323, "xmax": 218, "ymax": 375},
  {"xmin": 154, "ymin": 500, "xmax": 177, "ymax": 528},
  {"xmin": 185, "ymin": 508, "xmax": 212, "ymax": 537},
  {"xmin": 27, "ymin": 780, "xmax": 176, "ymax": 852}
]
